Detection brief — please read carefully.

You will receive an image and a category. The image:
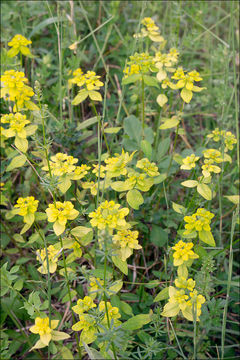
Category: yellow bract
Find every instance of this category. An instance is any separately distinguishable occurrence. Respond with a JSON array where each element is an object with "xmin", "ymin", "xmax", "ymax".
[
  {"xmin": 70, "ymin": 69, "xmax": 104, "ymax": 104},
  {"xmin": 134, "ymin": 17, "xmax": 164, "ymax": 43},
  {"xmin": 36, "ymin": 245, "xmax": 60, "ymax": 274},
  {"xmin": 112, "ymin": 229, "xmax": 142, "ymax": 261},
  {"xmin": 72, "ymin": 296, "xmax": 96, "ymax": 315},
  {"xmin": 0, "ymin": 70, "xmax": 37, "ymax": 111},
  {"xmin": 184, "ymin": 208, "xmax": 214, "ymax": 234},
  {"xmin": 8, "ymin": 34, "xmax": 32, "ymax": 58},
  {"xmin": 136, "ymin": 158, "xmax": 160, "ymax": 177},
  {"xmin": 172, "ymin": 240, "xmax": 199, "ymax": 267},
  {"xmin": 29, "ymin": 317, "xmax": 59, "ymax": 346},
  {"xmin": 14, "ymin": 196, "xmax": 39, "ymax": 225},
  {"xmin": 105, "ymin": 149, "xmax": 135, "ymax": 178},
  {"xmin": 123, "ymin": 53, "xmax": 155, "ymax": 78},
  {"xmin": 46, "ymin": 201, "xmax": 79, "ymax": 236},
  {"xmin": 89, "ymin": 200, "xmax": 129, "ymax": 230}
]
